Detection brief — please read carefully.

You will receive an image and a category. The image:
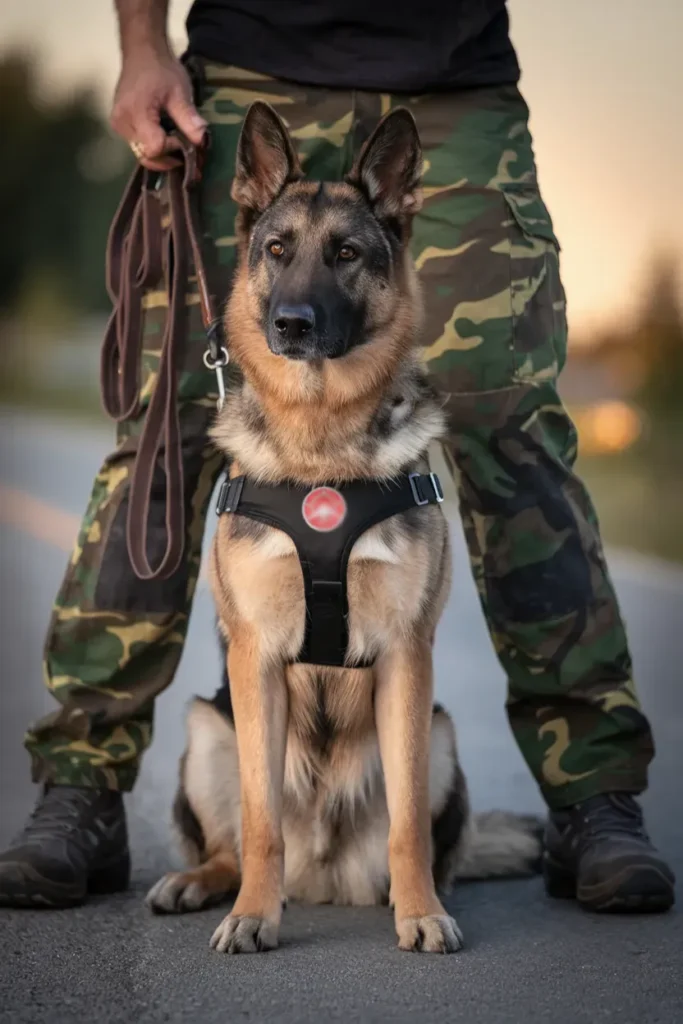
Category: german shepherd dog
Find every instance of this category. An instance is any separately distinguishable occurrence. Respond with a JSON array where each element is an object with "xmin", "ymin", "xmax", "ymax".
[{"xmin": 146, "ymin": 103, "xmax": 542, "ymax": 953}]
